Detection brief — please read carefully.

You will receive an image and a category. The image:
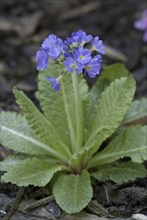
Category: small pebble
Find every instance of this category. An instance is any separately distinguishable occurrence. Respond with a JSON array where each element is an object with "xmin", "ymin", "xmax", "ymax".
[
  {"xmin": 45, "ymin": 201, "xmax": 61, "ymax": 218},
  {"xmin": 132, "ymin": 213, "xmax": 147, "ymax": 220}
]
